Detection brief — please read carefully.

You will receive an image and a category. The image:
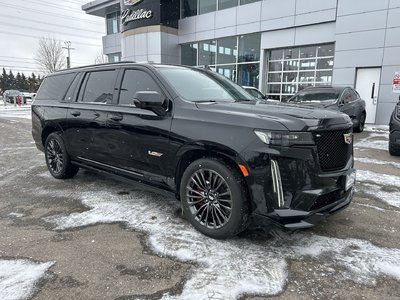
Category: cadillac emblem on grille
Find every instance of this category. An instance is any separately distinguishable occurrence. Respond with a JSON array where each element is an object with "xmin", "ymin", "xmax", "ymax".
[{"xmin": 344, "ymin": 133, "xmax": 353, "ymax": 144}]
